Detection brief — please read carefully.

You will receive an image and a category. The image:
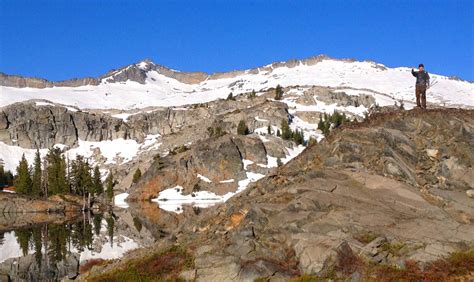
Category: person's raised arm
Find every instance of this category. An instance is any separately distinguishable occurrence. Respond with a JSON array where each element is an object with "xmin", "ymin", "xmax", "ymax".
[{"xmin": 411, "ymin": 68, "xmax": 417, "ymax": 77}]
